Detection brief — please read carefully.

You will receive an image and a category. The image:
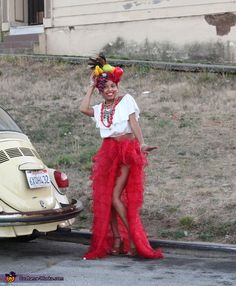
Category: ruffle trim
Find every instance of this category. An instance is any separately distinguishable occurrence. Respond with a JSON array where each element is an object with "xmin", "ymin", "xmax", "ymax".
[{"xmin": 83, "ymin": 138, "xmax": 164, "ymax": 260}]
